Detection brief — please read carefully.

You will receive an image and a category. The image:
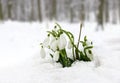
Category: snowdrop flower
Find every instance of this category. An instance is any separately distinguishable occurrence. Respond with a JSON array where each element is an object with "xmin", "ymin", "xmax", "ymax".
[
  {"xmin": 58, "ymin": 34, "xmax": 67, "ymax": 50},
  {"xmin": 86, "ymin": 41, "xmax": 92, "ymax": 46},
  {"xmin": 40, "ymin": 47, "xmax": 46, "ymax": 59},
  {"xmin": 86, "ymin": 49, "xmax": 93, "ymax": 60},
  {"xmin": 53, "ymin": 25, "xmax": 59, "ymax": 32},
  {"xmin": 42, "ymin": 36, "xmax": 50, "ymax": 47},
  {"xmin": 50, "ymin": 35, "xmax": 56, "ymax": 43},
  {"xmin": 53, "ymin": 51, "xmax": 59, "ymax": 61},
  {"xmin": 67, "ymin": 50, "xmax": 73, "ymax": 59},
  {"xmin": 50, "ymin": 39, "xmax": 59, "ymax": 51},
  {"xmin": 67, "ymin": 41, "xmax": 73, "ymax": 49}
]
